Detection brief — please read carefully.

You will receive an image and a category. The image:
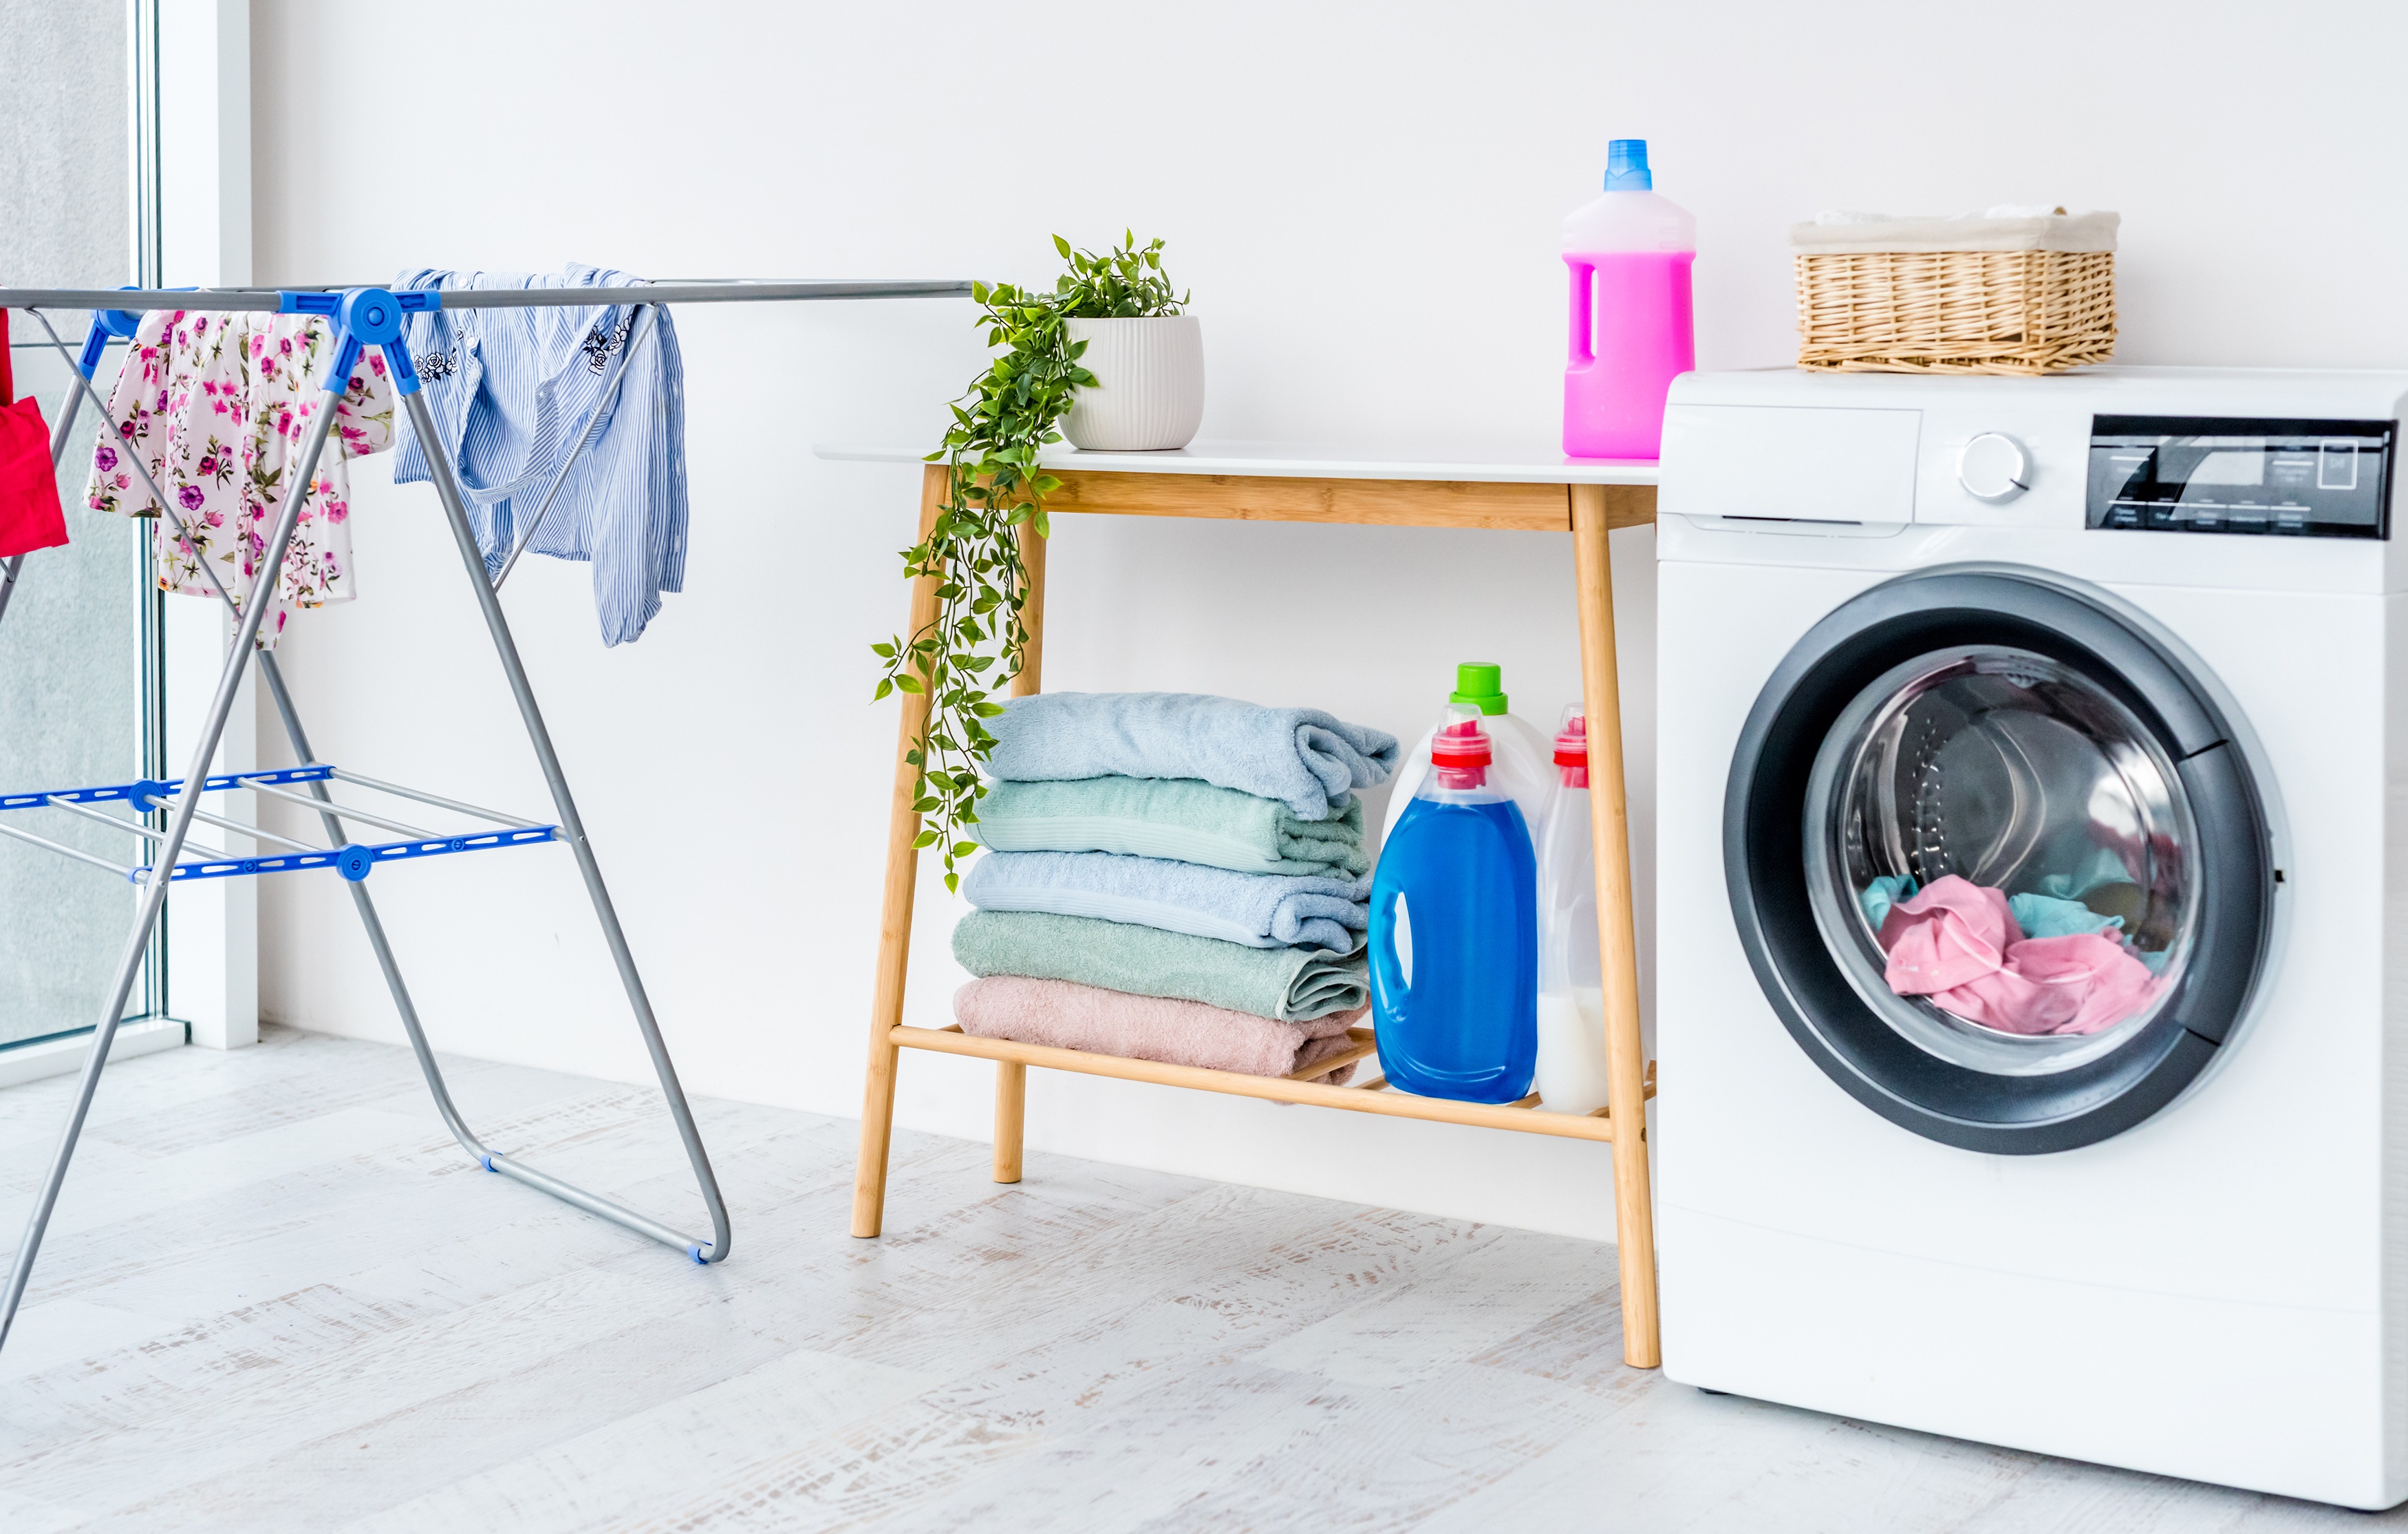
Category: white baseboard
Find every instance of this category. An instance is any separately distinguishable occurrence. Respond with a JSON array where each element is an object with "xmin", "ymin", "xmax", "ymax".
[{"xmin": 0, "ymin": 1018, "xmax": 189, "ymax": 1091}]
